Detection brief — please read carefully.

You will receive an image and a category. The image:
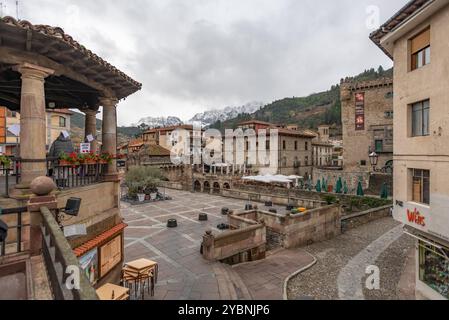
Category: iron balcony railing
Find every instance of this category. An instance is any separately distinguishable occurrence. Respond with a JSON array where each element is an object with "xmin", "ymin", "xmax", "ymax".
[{"xmin": 0, "ymin": 157, "xmax": 108, "ymax": 197}]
